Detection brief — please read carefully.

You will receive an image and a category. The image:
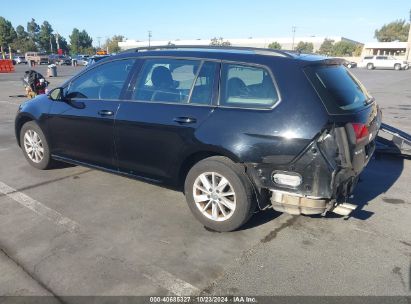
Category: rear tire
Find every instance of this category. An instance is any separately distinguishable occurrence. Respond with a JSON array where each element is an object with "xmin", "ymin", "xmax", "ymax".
[
  {"xmin": 394, "ymin": 64, "xmax": 401, "ymax": 71},
  {"xmin": 367, "ymin": 63, "xmax": 374, "ymax": 70},
  {"xmin": 20, "ymin": 121, "xmax": 54, "ymax": 170},
  {"xmin": 184, "ymin": 156, "xmax": 256, "ymax": 232}
]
